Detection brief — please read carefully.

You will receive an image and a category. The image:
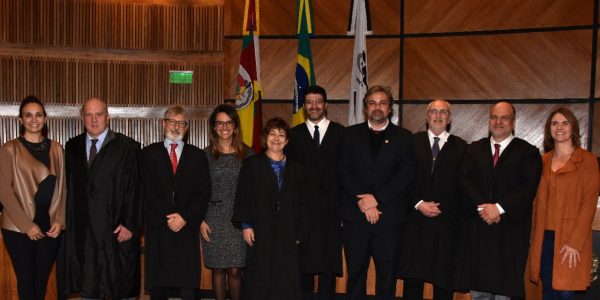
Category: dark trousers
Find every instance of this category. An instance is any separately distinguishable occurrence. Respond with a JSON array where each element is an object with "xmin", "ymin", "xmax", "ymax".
[
  {"xmin": 150, "ymin": 287, "xmax": 196, "ymax": 300},
  {"xmin": 343, "ymin": 220, "xmax": 401, "ymax": 300},
  {"xmin": 1, "ymin": 228, "xmax": 61, "ymax": 300},
  {"xmin": 402, "ymin": 278, "xmax": 453, "ymax": 300},
  {"xmin": 301, "ymin": 272, "xmax": 336, "ymax": 300},
  {"xmin": 540, "ymin": 231, "xmax": 575, "ymax": 300}
]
